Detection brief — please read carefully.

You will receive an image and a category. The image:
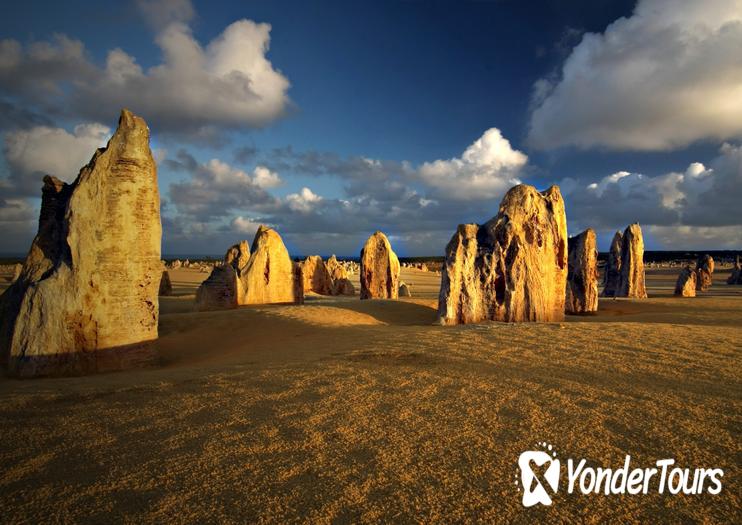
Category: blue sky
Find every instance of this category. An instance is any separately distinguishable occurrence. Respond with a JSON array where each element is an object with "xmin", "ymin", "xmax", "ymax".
[{"xmin": 1, "ymin": 0, "xmax": 740, "ymax": 256}]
